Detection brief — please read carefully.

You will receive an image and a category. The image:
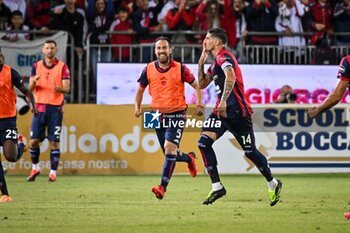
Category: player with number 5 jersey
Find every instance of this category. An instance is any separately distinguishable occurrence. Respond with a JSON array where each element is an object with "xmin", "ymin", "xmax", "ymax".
[
  {"xmin": 197, "ymin": 28, "xmax": 282, "ymax": 206},
  {"xmin": 27, "ymin": 40, "xmax": 70, "ymax": 183},
  {"xmin": 134, "ymin": 36, "xmax": 203, "ymax": 200}
]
